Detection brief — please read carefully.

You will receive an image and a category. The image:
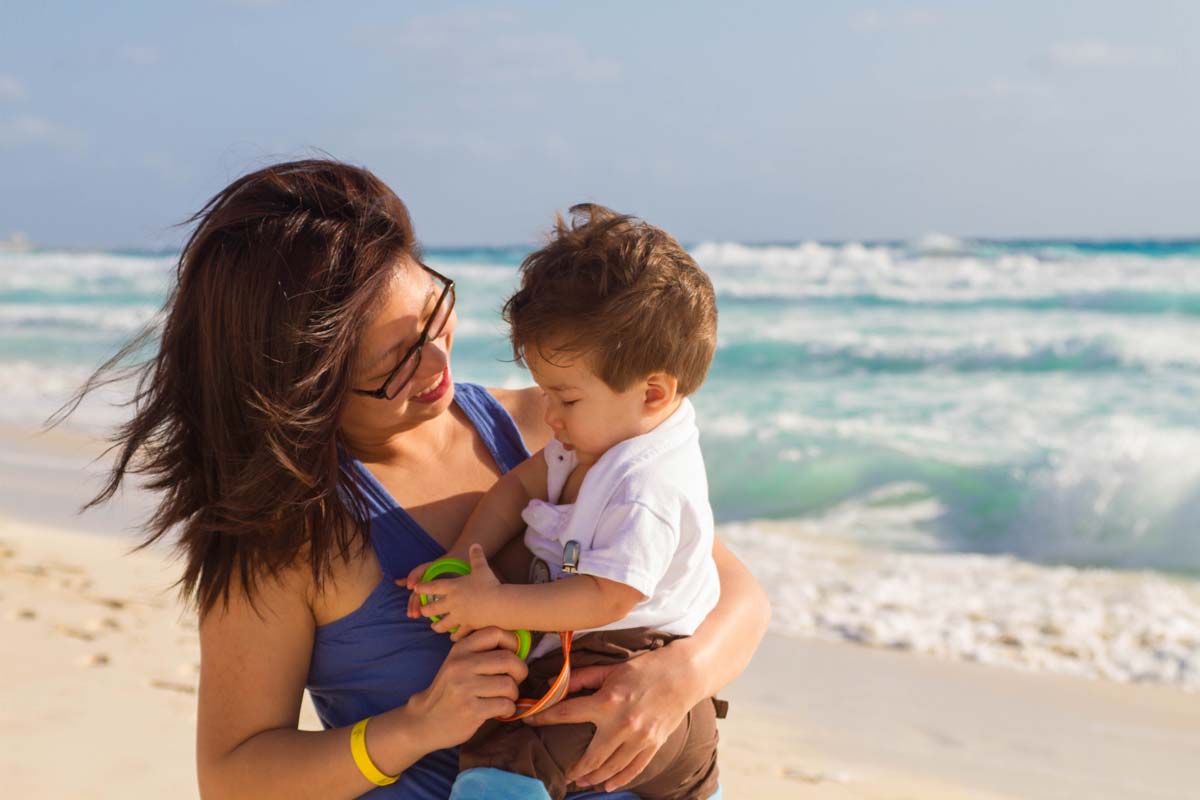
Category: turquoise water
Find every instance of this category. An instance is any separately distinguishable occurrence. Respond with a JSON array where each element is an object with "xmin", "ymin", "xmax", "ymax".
[{"xmin": 4, "ymin": 237, "xmax": 1199, "ymax": 573}]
